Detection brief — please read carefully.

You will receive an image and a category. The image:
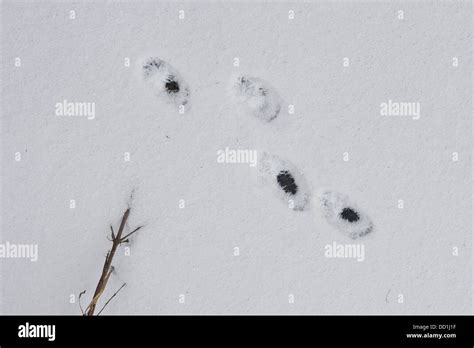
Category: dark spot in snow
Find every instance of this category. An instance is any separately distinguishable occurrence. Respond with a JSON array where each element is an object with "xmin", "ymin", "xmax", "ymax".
[
  {"xmin": 276, "ymin": 170, "xmax": 298, "ymax": 195},
  {"xmin": 165, "ymin": 78, "xmax": 179, "ymax": 93},
  {"xmin": 340, "ymin": 207, "xmax": 360, "ymax": 223}
]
